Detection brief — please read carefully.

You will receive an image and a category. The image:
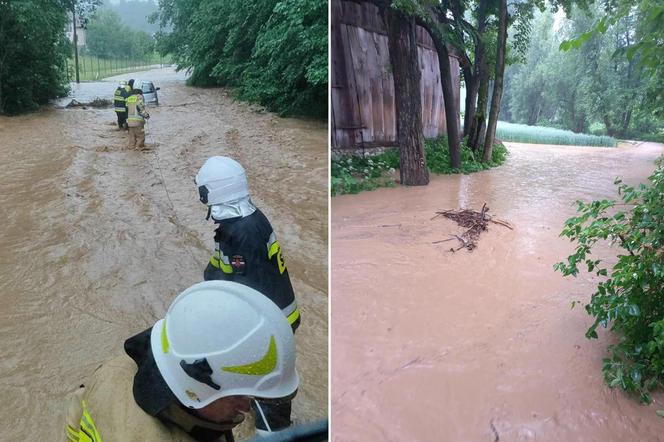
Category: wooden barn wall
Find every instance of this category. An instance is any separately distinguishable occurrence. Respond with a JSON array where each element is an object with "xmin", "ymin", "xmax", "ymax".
[{"xmin": 331, "ymin": 0, "xmax": 461, "ymax": 150}]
